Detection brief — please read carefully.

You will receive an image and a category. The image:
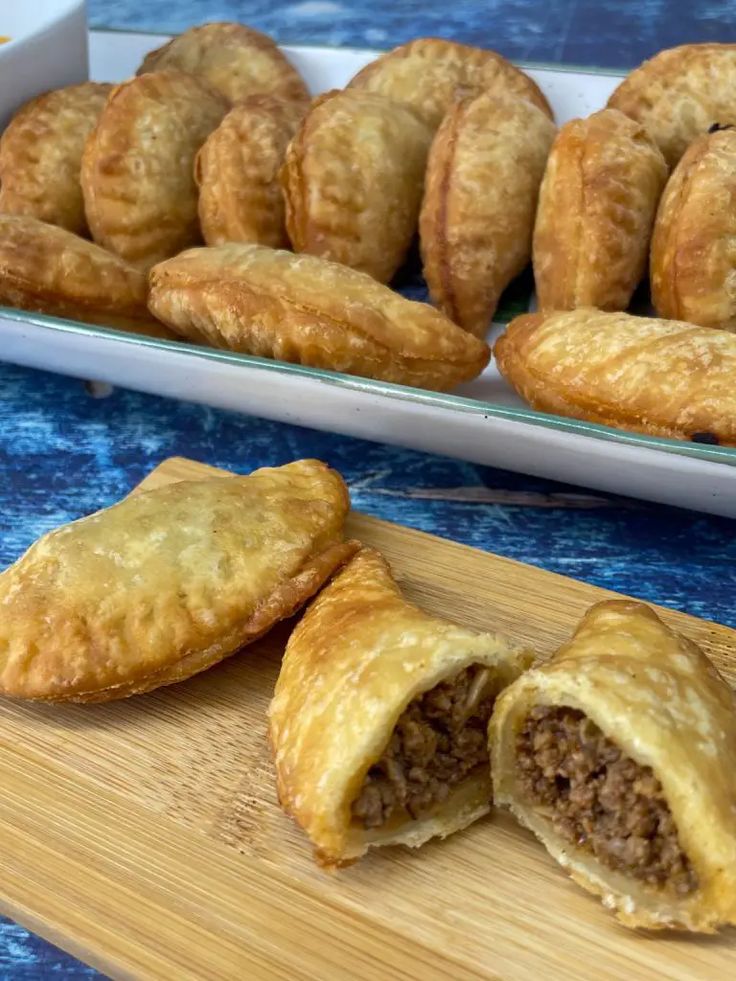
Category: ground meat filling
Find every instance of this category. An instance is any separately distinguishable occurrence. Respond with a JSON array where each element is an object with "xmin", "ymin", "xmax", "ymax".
[
  {"xmin": 351, "ymin": 665, "xmax": 496, "ymax": 829},
  {"xmin": 516, "ymin": 706, "xmax": 697, "ymax": 895}
]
